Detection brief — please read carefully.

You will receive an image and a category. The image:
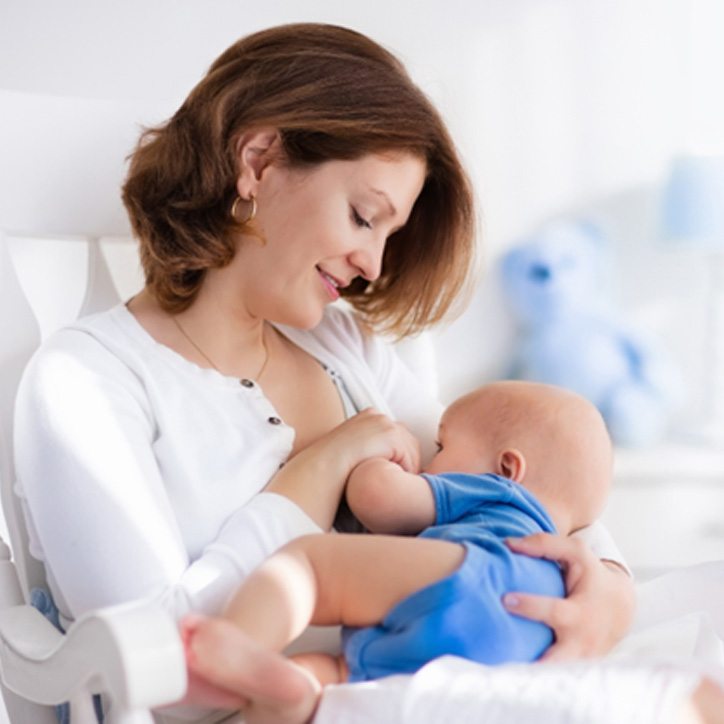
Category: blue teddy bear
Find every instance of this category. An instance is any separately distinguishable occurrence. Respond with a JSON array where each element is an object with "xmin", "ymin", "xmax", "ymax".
[{"xmin": 500, "ymin": 220, "xmax": 679, "ymax": 447}]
